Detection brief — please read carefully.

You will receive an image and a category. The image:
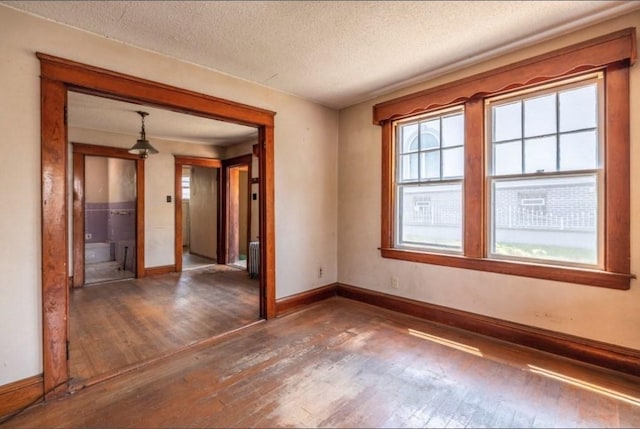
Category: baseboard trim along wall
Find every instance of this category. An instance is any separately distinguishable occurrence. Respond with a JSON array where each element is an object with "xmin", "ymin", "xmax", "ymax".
[
  {"xmin": 145, "ymin": 265, "xmax": 176, "ymax": 276},
  {"xmin": 336, "ymin": 283, "xmax": 640, "ymax": 377},
  {"xmin": 0, "ymin": 374, "xmax": 43, "ymax": 422},
  {"xmin": 275, "ymin": 283, "xmax": 338, "ymax": 316}
]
